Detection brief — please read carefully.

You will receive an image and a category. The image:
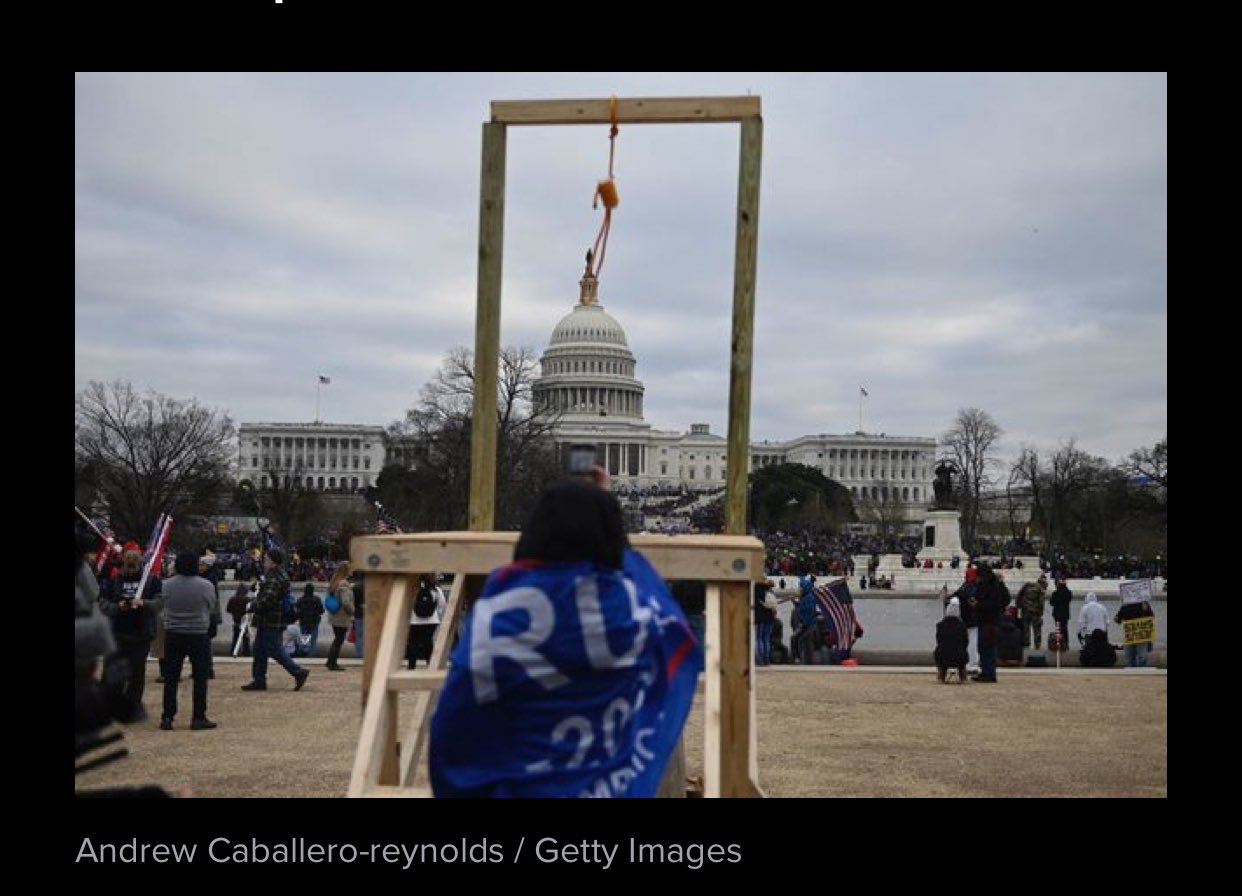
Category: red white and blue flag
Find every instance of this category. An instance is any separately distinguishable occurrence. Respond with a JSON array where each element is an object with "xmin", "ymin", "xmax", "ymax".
[{"xmin": 814, "ymin": 578, "xmax": 862, "ymax": 652}]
